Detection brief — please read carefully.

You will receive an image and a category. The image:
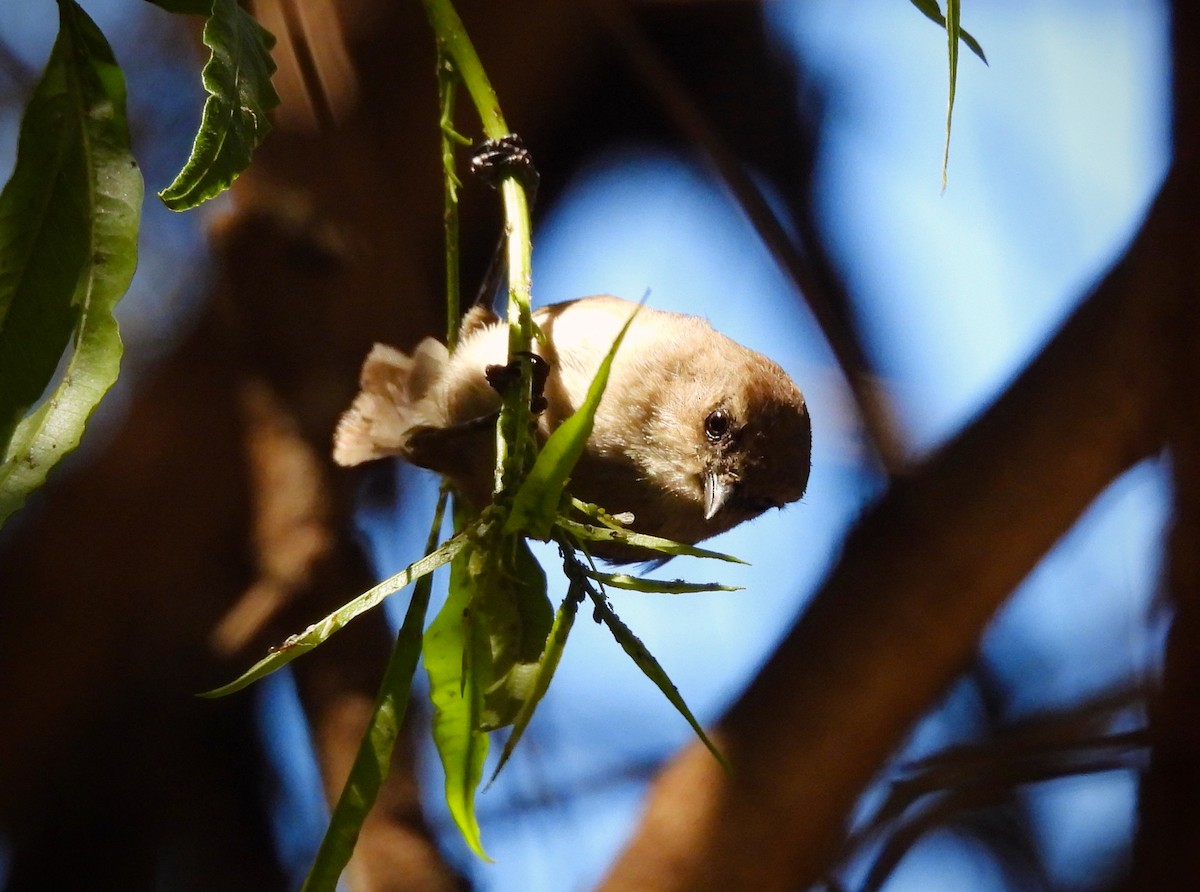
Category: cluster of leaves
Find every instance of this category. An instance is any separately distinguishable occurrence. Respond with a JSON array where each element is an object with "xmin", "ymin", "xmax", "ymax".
[
  {"xmin": 0, "ymin": 0, "xmax": 277, "ymax": 526},
  {"xmin": 0, "ymin": 1, "xmax": 989, "ymax": 888},
  {"xmin": 215, "ymin": 0, "xmax": 990, "ymax": 885},
  {"xmin": 0, "ymin": 1, "xmax": 738, "ymax": 883},
  {"xmin": 207, "ymin": 297, "xmax": 741, "ymax": 881}
]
